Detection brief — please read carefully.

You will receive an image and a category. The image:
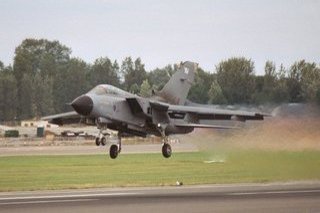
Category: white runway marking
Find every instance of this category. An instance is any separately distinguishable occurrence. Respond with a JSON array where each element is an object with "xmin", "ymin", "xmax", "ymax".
[
  {"xmin": 0, "ymin": 192, "xmax": 139, "ymax": 202},
  {"xmin": 0, "ymin": 198, "xmax": 98, "ymax": 205},
  {"xmin": 229, "ymin": 189, "xmax": 320, "ymax": 196}
]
